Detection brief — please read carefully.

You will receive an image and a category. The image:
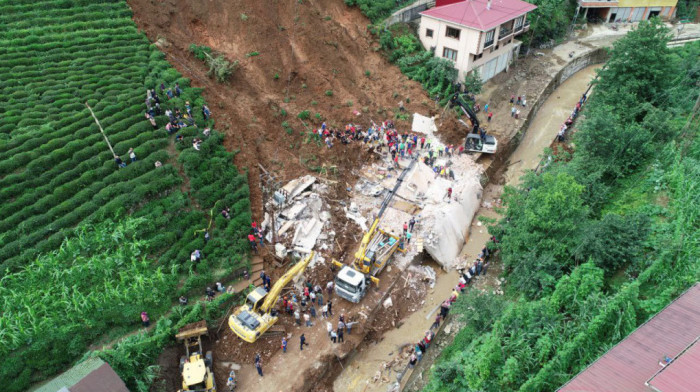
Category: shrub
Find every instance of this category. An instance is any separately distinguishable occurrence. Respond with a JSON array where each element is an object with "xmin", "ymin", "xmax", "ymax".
[{"xmin": 297, "ymin": 110, "xmax": 311, "ymax": 120}]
